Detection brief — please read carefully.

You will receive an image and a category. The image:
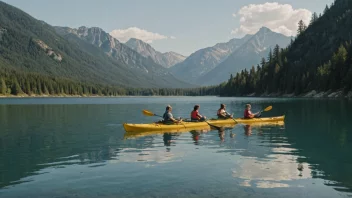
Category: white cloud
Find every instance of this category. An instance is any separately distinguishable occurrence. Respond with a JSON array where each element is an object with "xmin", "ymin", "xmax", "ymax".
[
  {"xmin": 110, "ymin": 27, "xmax": 170, "ymax": 43},
  {"xmin": 231, "ymin": 2, "xmax": 311, "ymax": 37},
  {"xmin": 170, "ymin": 36, "xmax": 176, "ymax": 39}
]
